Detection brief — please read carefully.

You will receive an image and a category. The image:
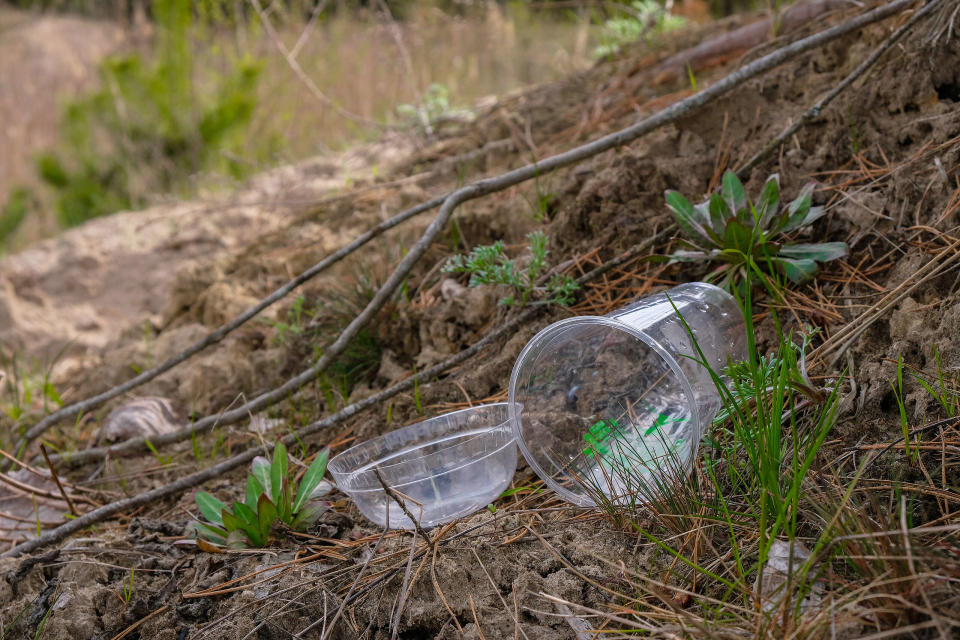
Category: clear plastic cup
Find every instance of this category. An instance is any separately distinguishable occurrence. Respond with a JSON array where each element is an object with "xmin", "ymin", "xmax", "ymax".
[
  {"xmin": 328, "ymin": 403, "xmax": 516, "ymax": 529},
  {"xmin": 508, "ymin": 282, "xmax": 747, "ymax": 506}
]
